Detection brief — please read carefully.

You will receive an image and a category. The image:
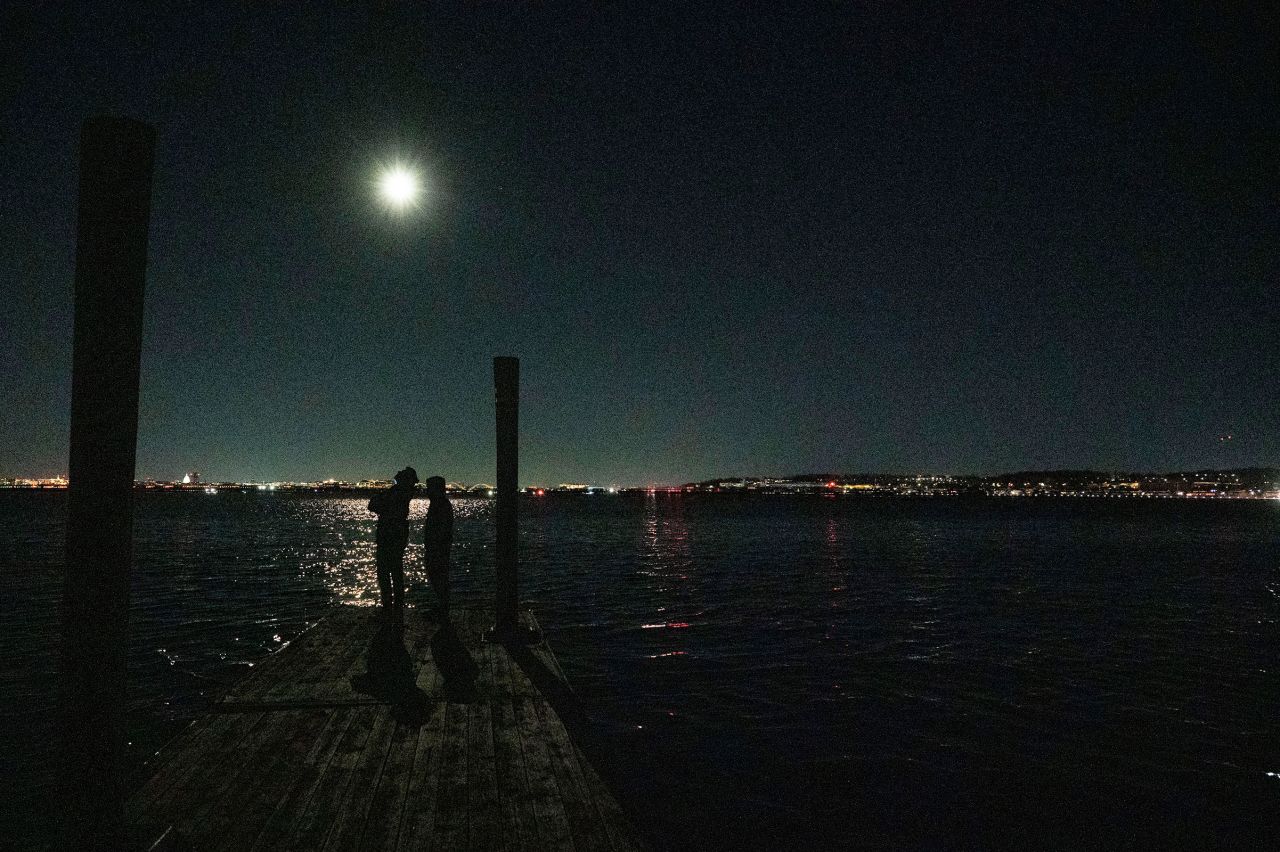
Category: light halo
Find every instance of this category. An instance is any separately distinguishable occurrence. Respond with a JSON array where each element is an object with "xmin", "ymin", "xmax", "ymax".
[{"xmin": 375, "ymin": 161, "xmax": 422, "ymax": 212}]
